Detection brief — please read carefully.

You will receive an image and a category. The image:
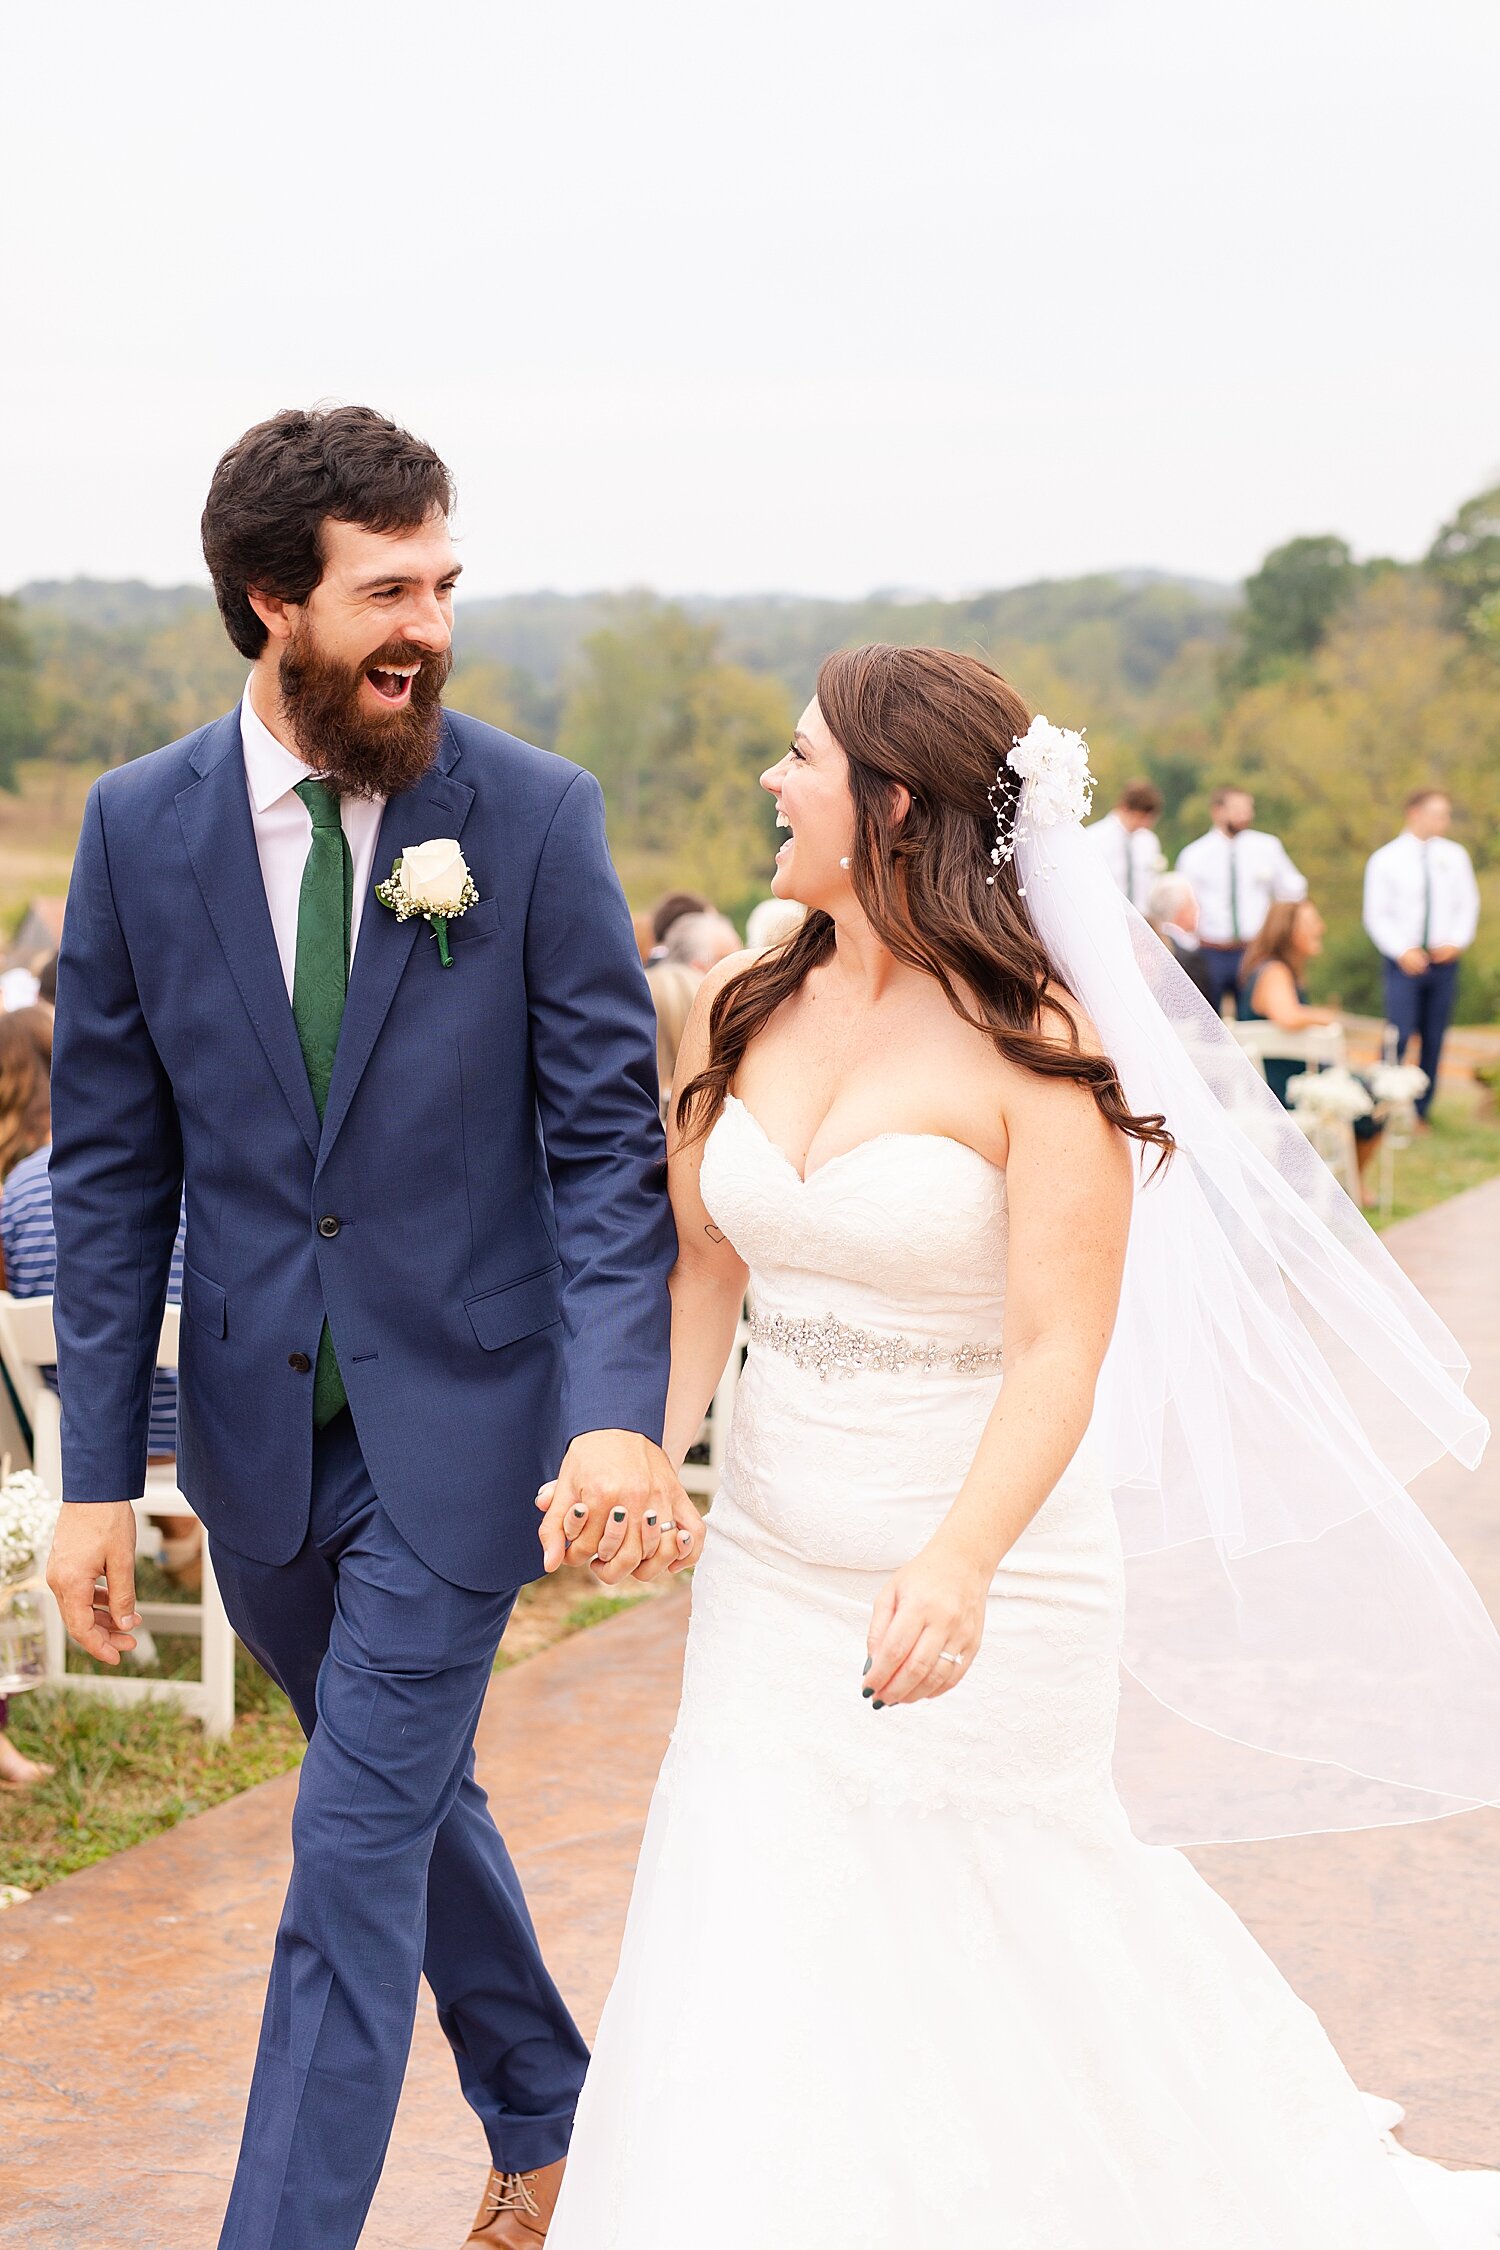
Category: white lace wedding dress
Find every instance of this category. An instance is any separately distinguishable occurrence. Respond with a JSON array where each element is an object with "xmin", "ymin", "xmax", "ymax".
[{"xmin": 548, "ymin": 1096, "xmax": 1500, "ymax": 2249}]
